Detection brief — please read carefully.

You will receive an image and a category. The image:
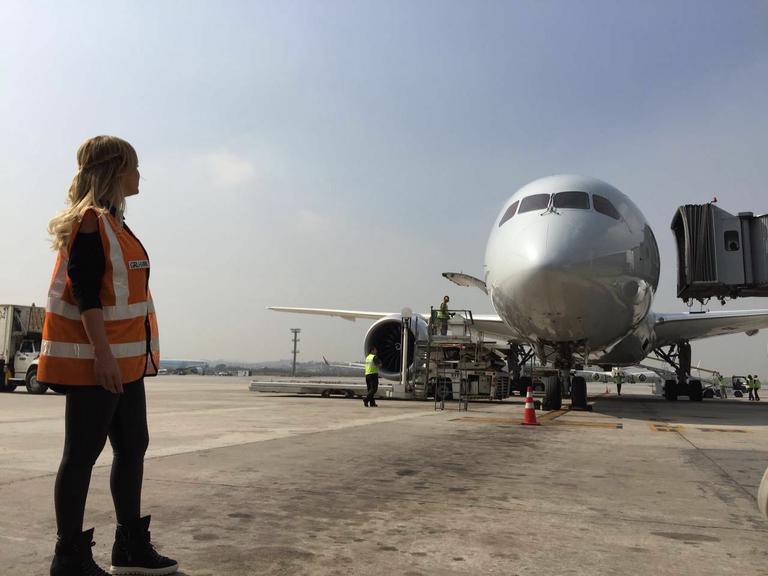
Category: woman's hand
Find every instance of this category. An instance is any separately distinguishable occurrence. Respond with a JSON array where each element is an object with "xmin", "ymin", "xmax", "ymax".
[
  {"xmin": 80, "ymin": 308, "xmax": 123, "ymax": 394},
  {"xmin": 94, "ymin": 348, "xmax": 123, "ymax": 394}
]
